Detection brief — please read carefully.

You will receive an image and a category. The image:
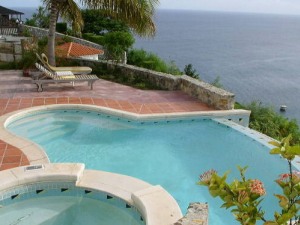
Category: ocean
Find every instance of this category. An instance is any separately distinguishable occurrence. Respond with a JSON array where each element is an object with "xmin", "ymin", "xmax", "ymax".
[
  {"xmin": 14, "ymin": 7, "xmax": 300, "ymax": 122},
  {"xmin": 134, "ymin": 10, "xmax": 300, "ymax": 123}
]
